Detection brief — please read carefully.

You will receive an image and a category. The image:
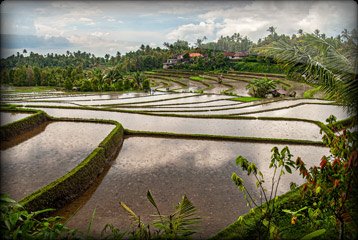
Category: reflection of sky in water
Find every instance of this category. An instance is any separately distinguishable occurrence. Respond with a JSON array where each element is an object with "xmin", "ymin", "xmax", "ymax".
[
  {"xmin": 73, "ymin": 93, "xmax": 197, "ymax": 106},
  {"xmin": 124, "ymin": 95, "xmax": 234, "ymax": 107},
  {"xmin": 244, "ymin": 104, "xmax": 350, "ymax": 122},
  {"xmin": 29, "ymin": 107, "xmax": 322, "ymax": 141},
  {"xmin": 156, "ymin": 99, "xmax": 333, "ymax": 115},
  {"xmin": 60, "ymin": 137, "xmax": 329, "ymax": 239},
  {"xmin": 0, "ymin": 112, "xmax": 32, "ymax": 125},
  {"xmin": 0, "ymin": 122, "xmax": 114, "ymax": 201}
]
